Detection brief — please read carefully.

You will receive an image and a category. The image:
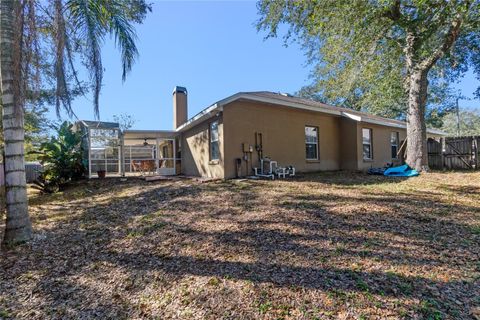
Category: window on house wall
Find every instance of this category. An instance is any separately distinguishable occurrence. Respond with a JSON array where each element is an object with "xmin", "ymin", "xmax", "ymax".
[
  {"xmin": 305, "ymin": 126, "xmax": 318, "ymax": 160},
  {"xmin": 391, "ymin": 132, "xmax": 399, "ymax": 159},
  {"xmin": 210, "ymin": 121, "xmax": 219, "ymax": 161},
  {"xmin": 362, "ymin": 128, "xmax": 372, "ymax": 160}
]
